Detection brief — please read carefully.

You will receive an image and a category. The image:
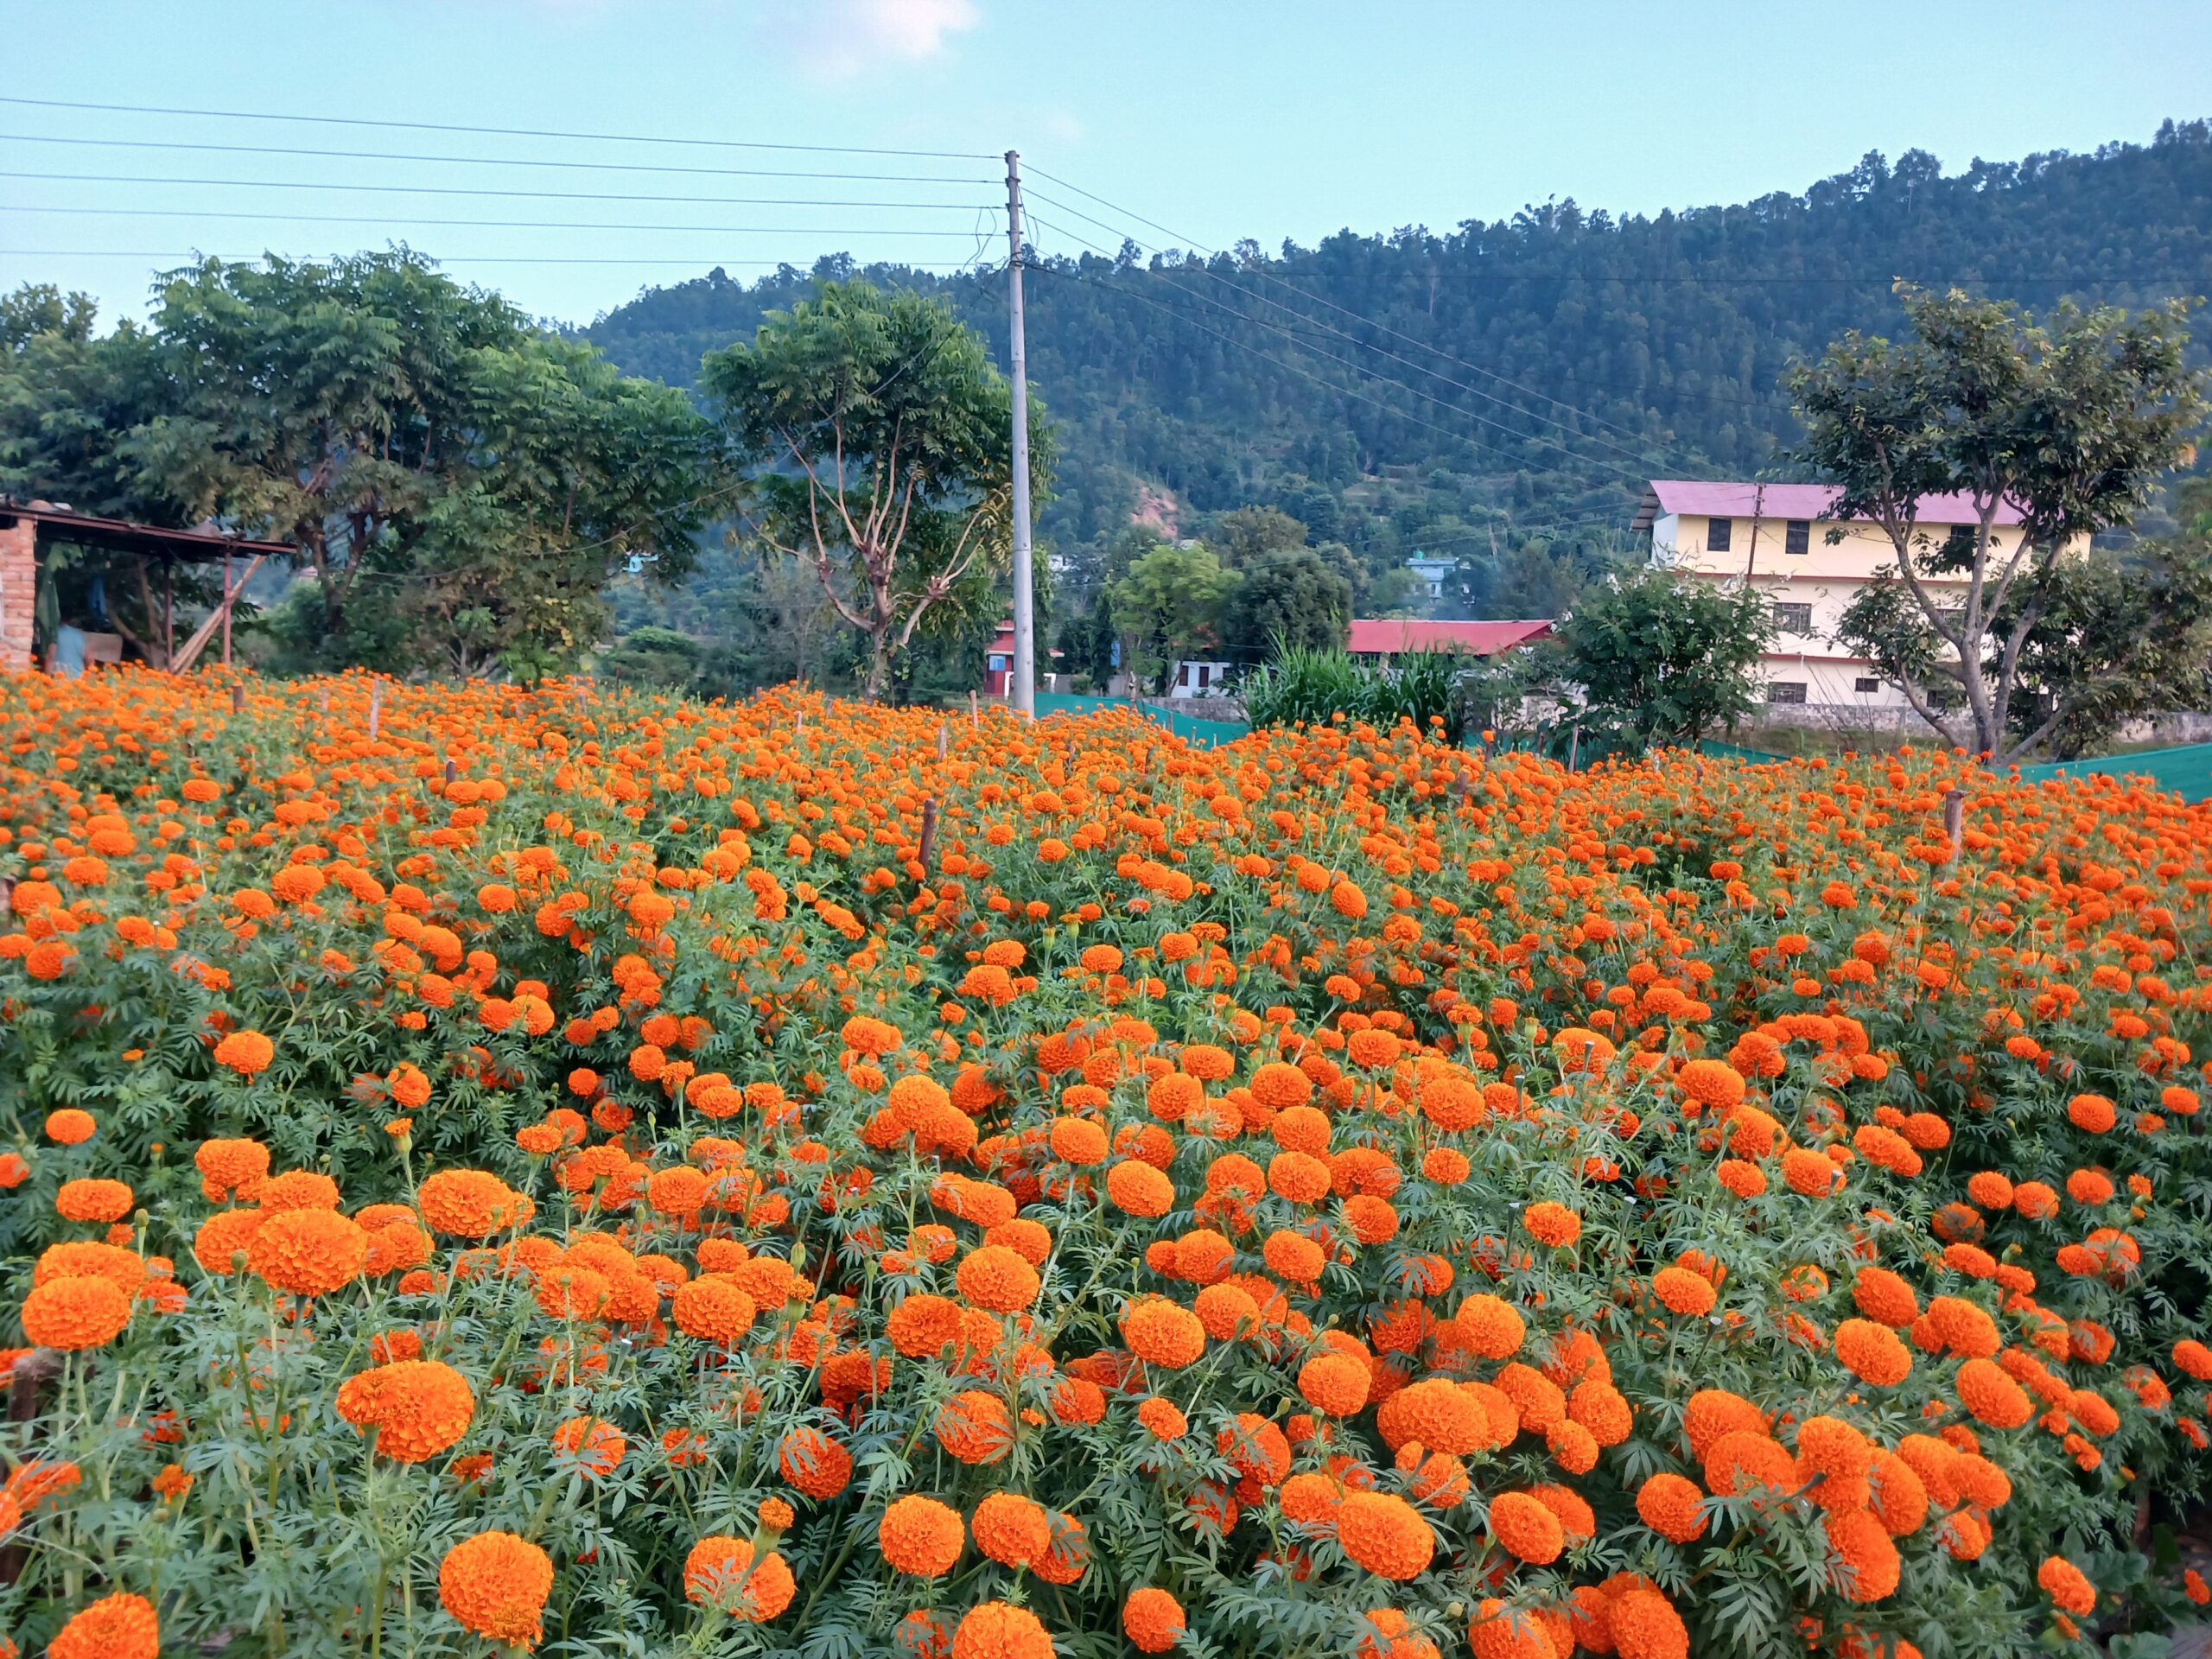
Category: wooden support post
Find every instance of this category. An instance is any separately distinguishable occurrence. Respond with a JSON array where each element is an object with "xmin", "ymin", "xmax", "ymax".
[
  {"xmin": 918, "ymin": 798, "xmax": 938, "ymax": 872},
  {"xmin": 221, "ymin": 546, "xmax": 233, "ymax": 666},
  {"xmin": 369, "ymin": 678, "xmax": 382, "ymax": 741},
  {"xmin": 231, "ymin": 684, "xmax": 244, "ymax": 714},
  {"xmin": 1944, "ymin": 788, "xmax": 1965, "ymax": 865},
  {"xmin": 162, "ymin": 558, "xmax": 174, "ymax": 669},
  {"xmin": 969, "ymin": 690, "xmax": 979, "ymax": 727},
  {"xmin": 937, "ymin": 722, "xmax": 948, "ymax": 760}
]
